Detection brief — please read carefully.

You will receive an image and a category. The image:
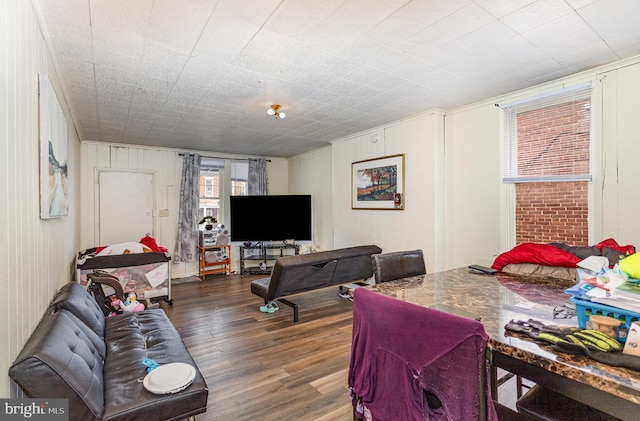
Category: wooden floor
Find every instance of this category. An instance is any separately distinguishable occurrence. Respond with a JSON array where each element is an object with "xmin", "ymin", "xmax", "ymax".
[{"xmin": 162, "ymin": 274, "xmax": 521, "ymax": 421}]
